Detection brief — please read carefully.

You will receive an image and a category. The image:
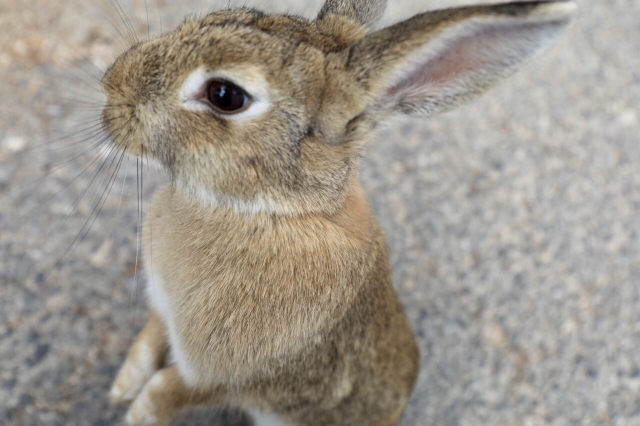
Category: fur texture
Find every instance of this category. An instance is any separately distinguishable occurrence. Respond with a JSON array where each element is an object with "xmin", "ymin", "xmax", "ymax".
[{"xmin": 102, "ymin": 1, "xmax": 575, "ymax": 425}]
